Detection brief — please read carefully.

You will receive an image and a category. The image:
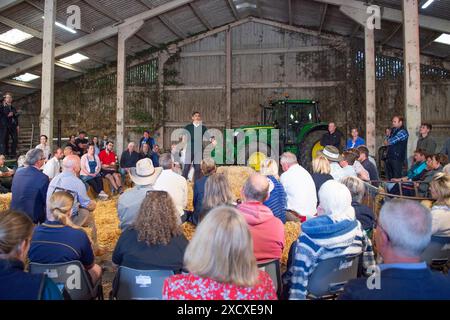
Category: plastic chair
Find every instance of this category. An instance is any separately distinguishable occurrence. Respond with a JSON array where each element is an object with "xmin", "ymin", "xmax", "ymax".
[
  {"xmin": 306, "ymin": 254, "xmax": 360, "ymax": 299},
  {"xmin": 258, "ymin": 259, "xmax": 282, "ymax": 298},
  {"xmin": 421, "ymin": 236, "xmax": 450, "ymax": 266},
  {"xmin": 29, "ymin": 260, "xmax": 103, "ymax": 300},
  {"xmin": 110, "ymin": 267, "xmax": 174, "ymax": 300}
]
